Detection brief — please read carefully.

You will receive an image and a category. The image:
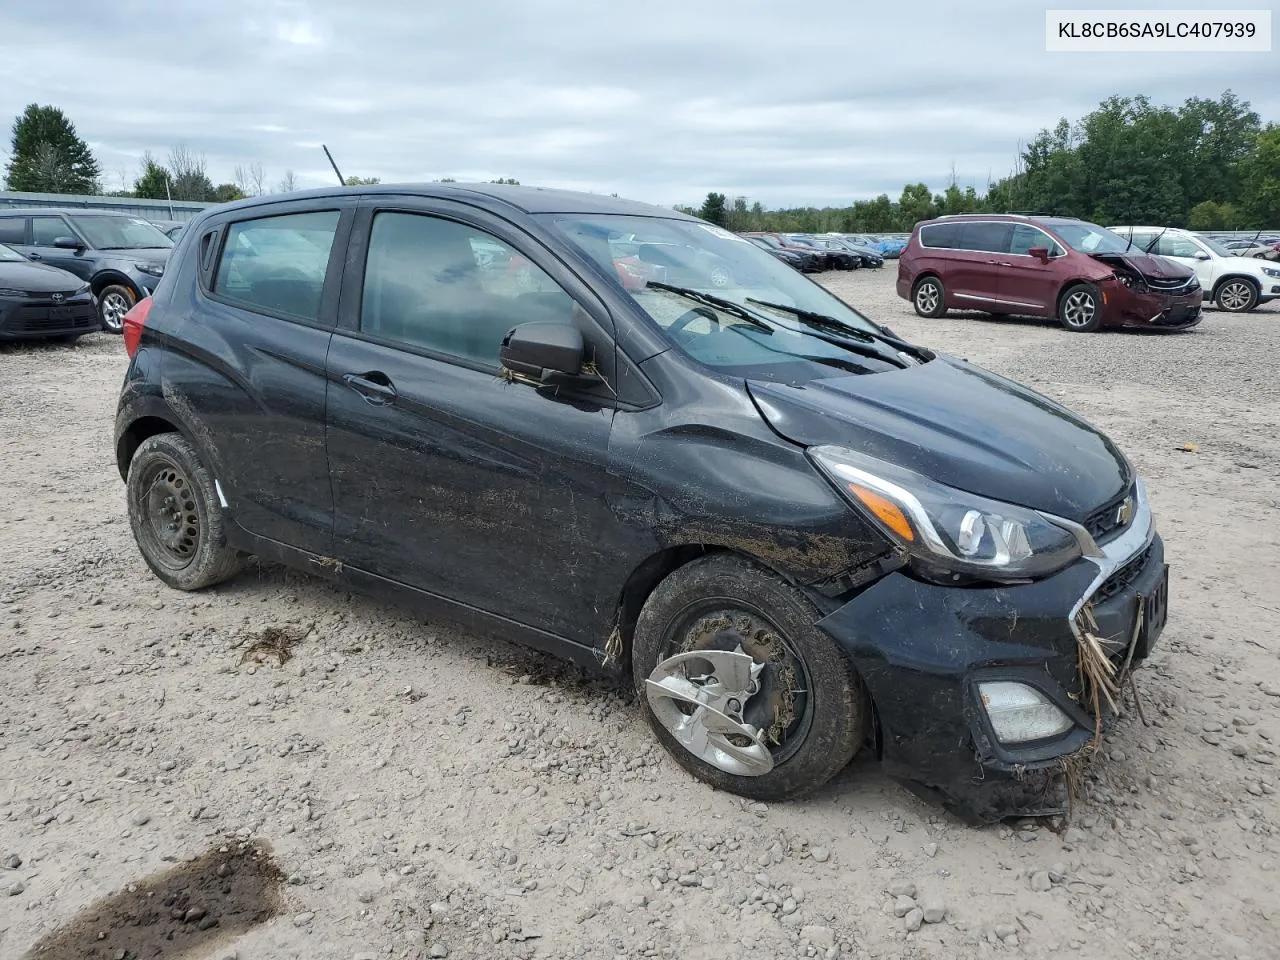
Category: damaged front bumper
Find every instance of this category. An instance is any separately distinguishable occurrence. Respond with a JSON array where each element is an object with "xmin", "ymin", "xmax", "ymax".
[
  {"xmin": 815, "ymin": 485, "xmax": 1166, "ymax": 823},
  {"xmin": 1102, "ymin": 277, "xmax": 1204, "ymax": 329}
]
